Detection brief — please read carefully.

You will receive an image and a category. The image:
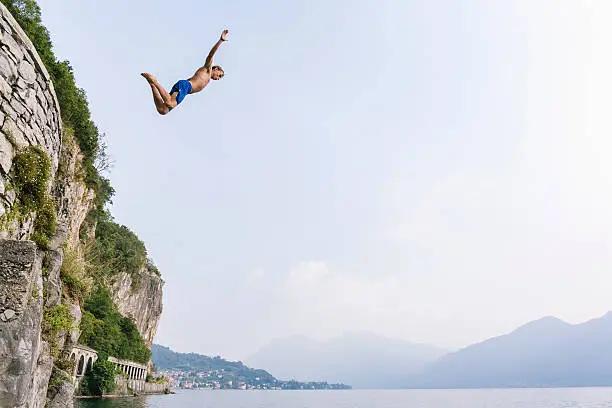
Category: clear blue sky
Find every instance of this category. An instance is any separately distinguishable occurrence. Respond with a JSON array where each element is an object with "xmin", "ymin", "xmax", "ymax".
[{"xmin": 38, "ymin": 0, "xmax": 612, "ymax": 360}]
